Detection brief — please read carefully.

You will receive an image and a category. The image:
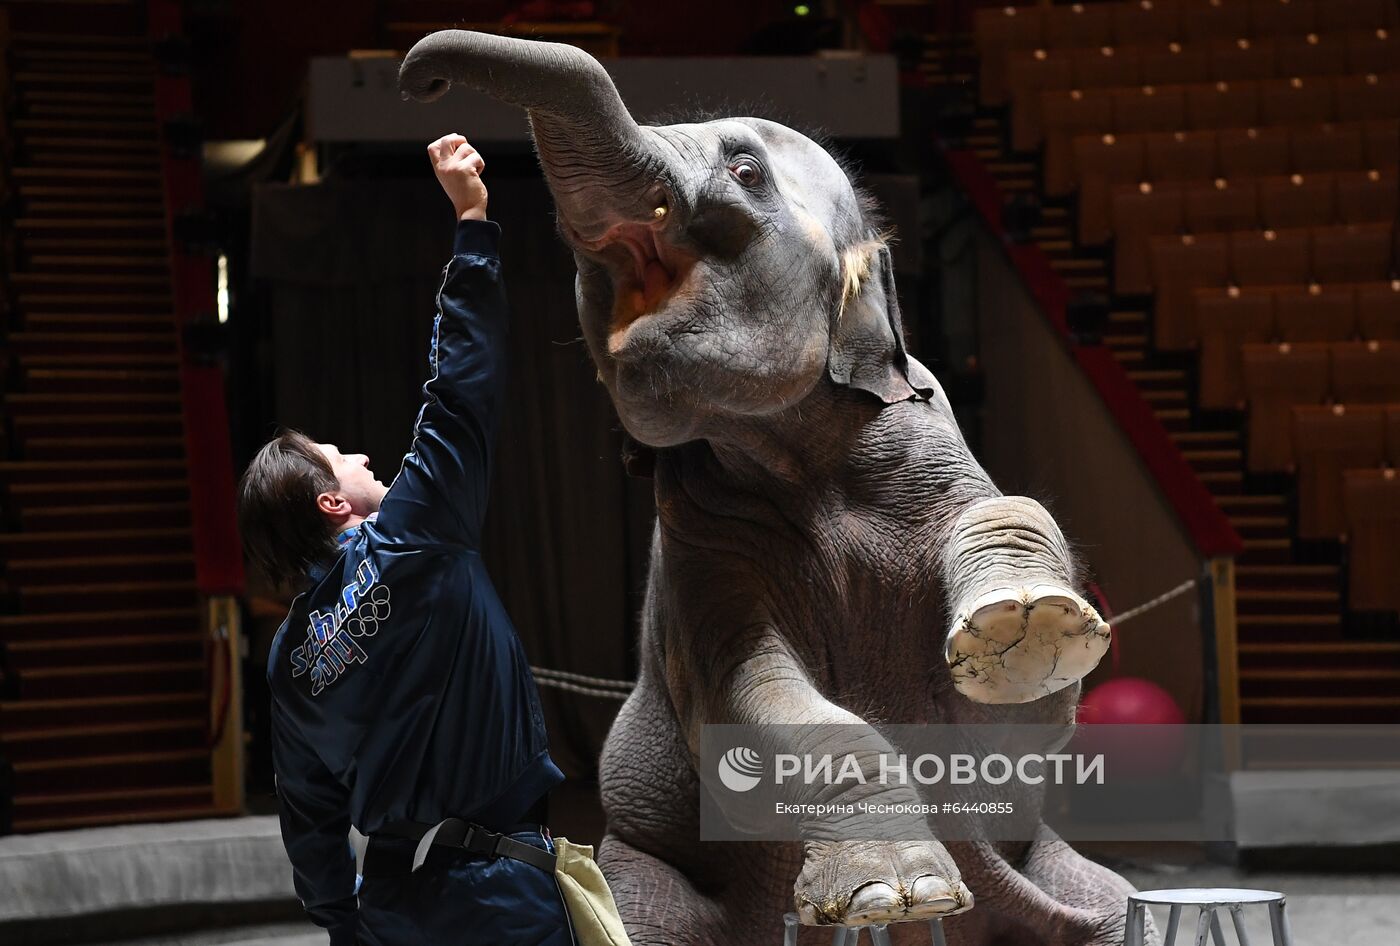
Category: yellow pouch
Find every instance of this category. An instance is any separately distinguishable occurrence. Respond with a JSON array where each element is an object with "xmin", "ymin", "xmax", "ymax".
[{"xmin": 553, "ymin": 838, "xmax": 633, "ymax": 946}]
